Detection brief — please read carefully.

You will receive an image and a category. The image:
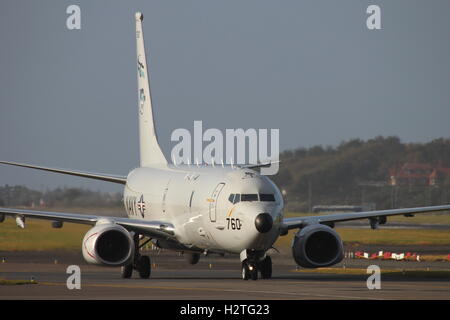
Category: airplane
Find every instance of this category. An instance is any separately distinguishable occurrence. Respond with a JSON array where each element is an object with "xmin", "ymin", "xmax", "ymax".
[{"xmin": 1, "ymin": 12, "xmax": 449, "ymax": 281}]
